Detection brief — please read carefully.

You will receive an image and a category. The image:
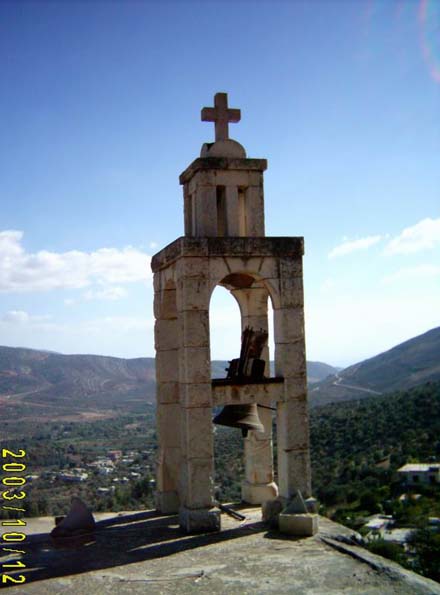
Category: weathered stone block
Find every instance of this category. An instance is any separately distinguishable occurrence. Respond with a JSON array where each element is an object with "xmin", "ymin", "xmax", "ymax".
[
  {"xmin": 156, "ymin": 381, "xmax": 180, "ymax": 405},
  {"xmin": 179, "ymin": 457, "xmax": 215, "ymax": 509},
  {"xmin": 154, "ymin": 289, "xmax": 178, "ymax": 320},
  {"xmin": 177, "ymin": 277, "xmax": 210, "ymax": 311},
  {"xmin": 277, "ymin": 449, "xmax": 312, "ymax": 499},
  {"xmin": 180, "ymin": 383, "xmax": 212, "ymax": 408},
  {"xmin": 277, "ymin": 400, "xmax": 310, "ymax": 451},
  {"xmin": 245, "ymin": 186, "xmax": 265, "ymax": 236},
  {"xmin": 154, "ymin": 318, "xmax": 180, "ymax": 351},
  {"xmin": 187, "ymin": 170, "xmax": 216, "ymax": 193},
  {"xmin": 180, "ymin": 407, "xmax": 213, "ymax": 458},
  {"xmin": 179, "ymin": 347, "xmax": 211, "ymax": 383},
  {"xmin": 156, "ymin": 404, "xmax": 181, "ymax": 448},
  {"xmin": 179, "ymin": 506, "xmax": 220, "ymax": 533},
  {"xmin": 156, "ymin": 490, "xmax": 179, "ymax": 514},
  {"xmin": 279, "ymin": 257, "xmax": 303, "ymax": 278},
  {"xmin": 194, "ymin": 187, "xmax": 217, "ymax": 236},
  {"xmin": 155, "ymin": 349, "xmax": 179, "ymax": 382},
  {"xmin": 273, "ymin": 307, "xmax": 305, "ymax": 344},
  {"xmin": 280, "ymin": 286, "xmax": 304, "ymax": 309},
  {"xmin": 278, "ymin": 513, "xmax": 318, "ymax": 536},
  {"xmin": 211, "ymin": 169, "xmax": 252, "ymax": 187},
  {"xmin": 156, "ymin": 446, "xmax": 181, "ymax": 492},
  {"xmin": 180, "ymin": 310, "xmax": 210, "ymax": 348},
  {"xmin": 276, "ymin": 342, "xmax": 306, "ymax": 377},
  {"xmin": 224, "ymin": 186, "xmax": 240, "ymax": 236},
  {"xmin": 153, "ymin": 272, "xmax": 161, "ymax": 293},
  {"xmin": 282, "ymin": 377, "xmax": 307, "ymax": 401},
  {"xmin": 177, "ymin": 256, "xmax": 210, "ymax": 279}
]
